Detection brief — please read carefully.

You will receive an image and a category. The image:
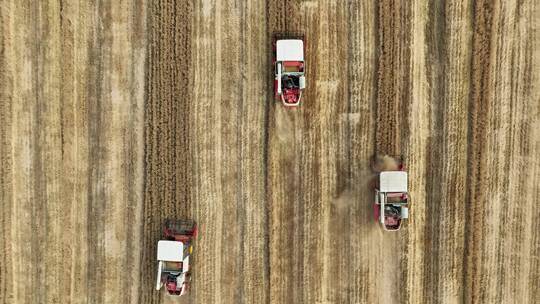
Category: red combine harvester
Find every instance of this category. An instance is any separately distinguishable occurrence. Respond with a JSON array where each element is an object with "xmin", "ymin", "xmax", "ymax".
[
  {"xmin": 273, "ymin": 36, "xmax": 306, "ymax": 107},
  {"xmin": 156, "ymin": 219, "xmax": 197, "ymax": 296},
  {"xmin": 372, "ymin": 156, "xmax": 409, "ymax": 231}
]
